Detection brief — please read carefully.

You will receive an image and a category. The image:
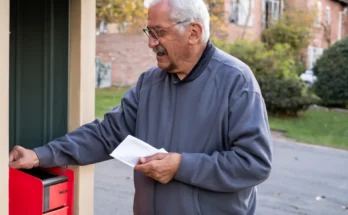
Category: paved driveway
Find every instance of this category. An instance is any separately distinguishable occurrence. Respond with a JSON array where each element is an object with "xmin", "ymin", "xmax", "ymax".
[{"xmin": 94, "ymin": 138, "xmax": 348, "ymax": 215}]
